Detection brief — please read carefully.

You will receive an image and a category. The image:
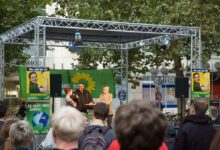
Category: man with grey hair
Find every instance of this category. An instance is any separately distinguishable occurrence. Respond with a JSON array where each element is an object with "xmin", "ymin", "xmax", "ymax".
[
  {"xmin": 9, "ymin": 120, "xmax": 33, "ymax": 149},
  {"xmin": 173, "ymin": 98, "xmax": 216, "ymax": 150},
  {"xmin": 52, "ymin": 106, "xmax": 84, "ymax": 149}
]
